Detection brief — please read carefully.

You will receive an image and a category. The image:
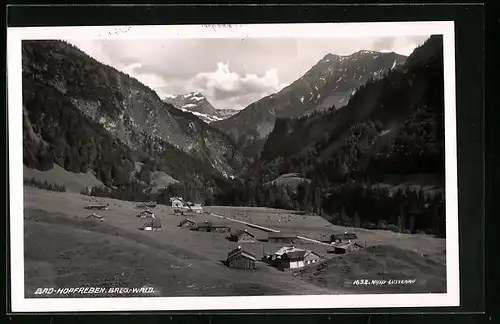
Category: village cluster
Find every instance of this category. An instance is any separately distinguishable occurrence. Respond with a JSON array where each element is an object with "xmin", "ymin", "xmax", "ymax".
[{"xmin": 84, "ymin": 196, "xmax": 364, "ymax": 272}]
